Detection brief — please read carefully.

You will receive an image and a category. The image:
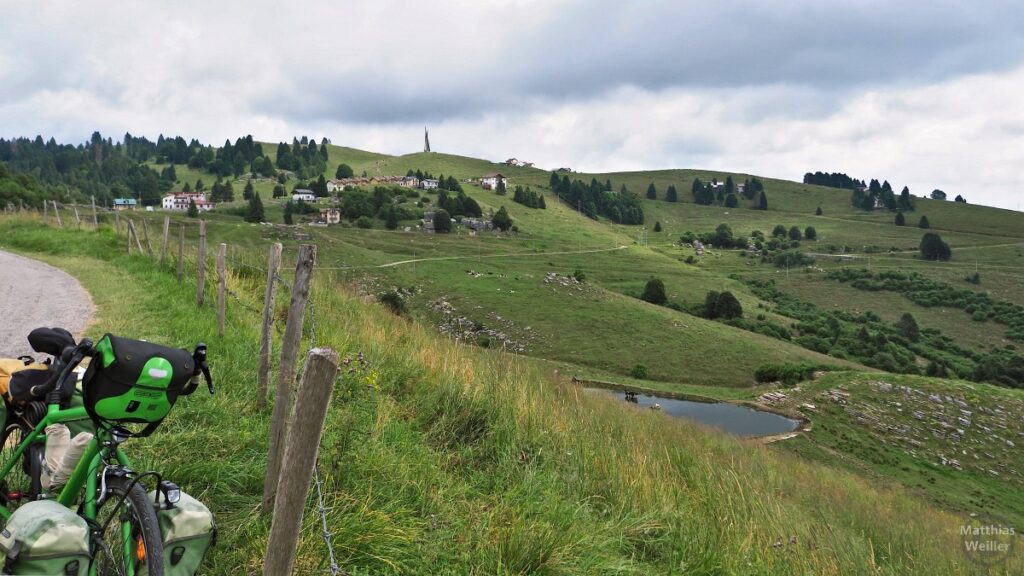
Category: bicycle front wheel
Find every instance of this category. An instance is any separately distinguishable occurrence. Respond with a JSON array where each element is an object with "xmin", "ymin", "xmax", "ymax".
[
  {"xmin": 93, "ymin": 476, "xmax": 164, "ymax": 576},
  {"xmin": 0, "ymin": 421, "xmax": 42, "ymax": 509}
]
